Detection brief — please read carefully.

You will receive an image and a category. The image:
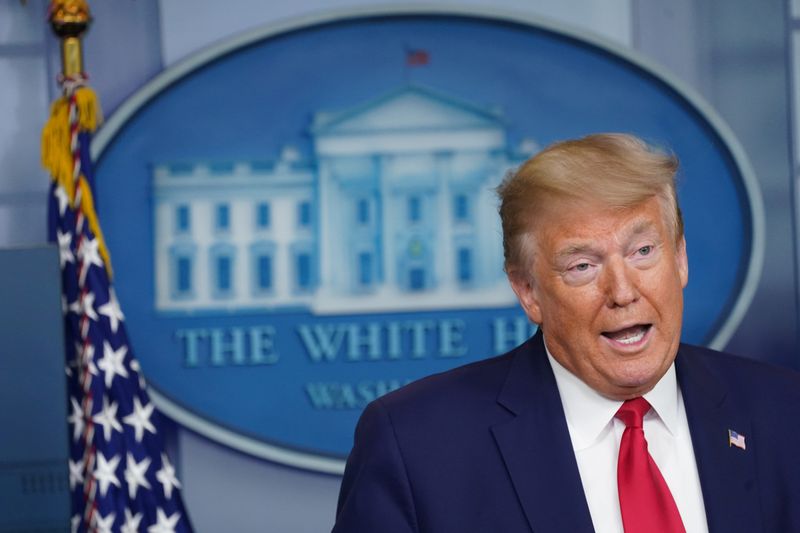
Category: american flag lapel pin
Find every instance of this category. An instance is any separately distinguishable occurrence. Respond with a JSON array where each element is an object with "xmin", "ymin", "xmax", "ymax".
[{"xmin": 728, "ymin": 429, "xmax": 746, "ymax": 450}]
